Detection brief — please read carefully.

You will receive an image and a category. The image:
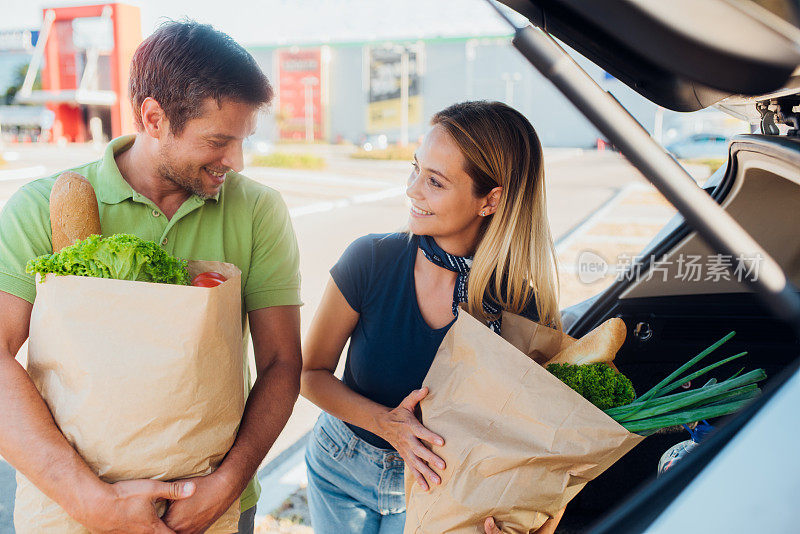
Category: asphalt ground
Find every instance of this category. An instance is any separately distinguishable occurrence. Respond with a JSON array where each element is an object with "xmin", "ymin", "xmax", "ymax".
[{"xmin": 0, "ymin": 142, "xmax": 706, "ymax": 532}]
